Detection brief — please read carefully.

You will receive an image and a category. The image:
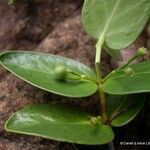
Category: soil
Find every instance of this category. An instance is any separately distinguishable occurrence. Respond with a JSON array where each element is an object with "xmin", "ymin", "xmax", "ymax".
[{"xmin": 0, "ymin": 0, "xmax": 150, "ymax": 150}]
